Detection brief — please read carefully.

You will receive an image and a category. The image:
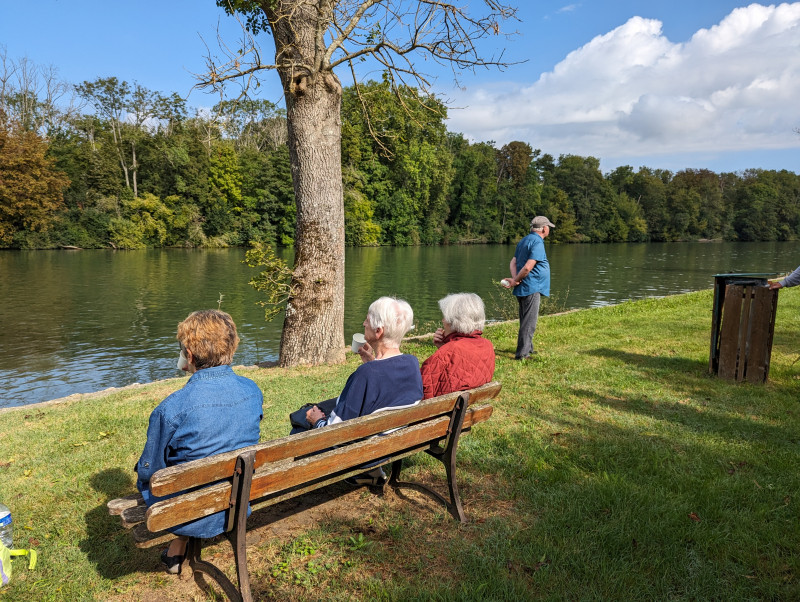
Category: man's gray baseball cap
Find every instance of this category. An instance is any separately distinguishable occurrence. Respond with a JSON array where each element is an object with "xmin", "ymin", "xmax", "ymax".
[{"xmin": 531, "ymin": 216, "xmax": 555, "ymax": 228}]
